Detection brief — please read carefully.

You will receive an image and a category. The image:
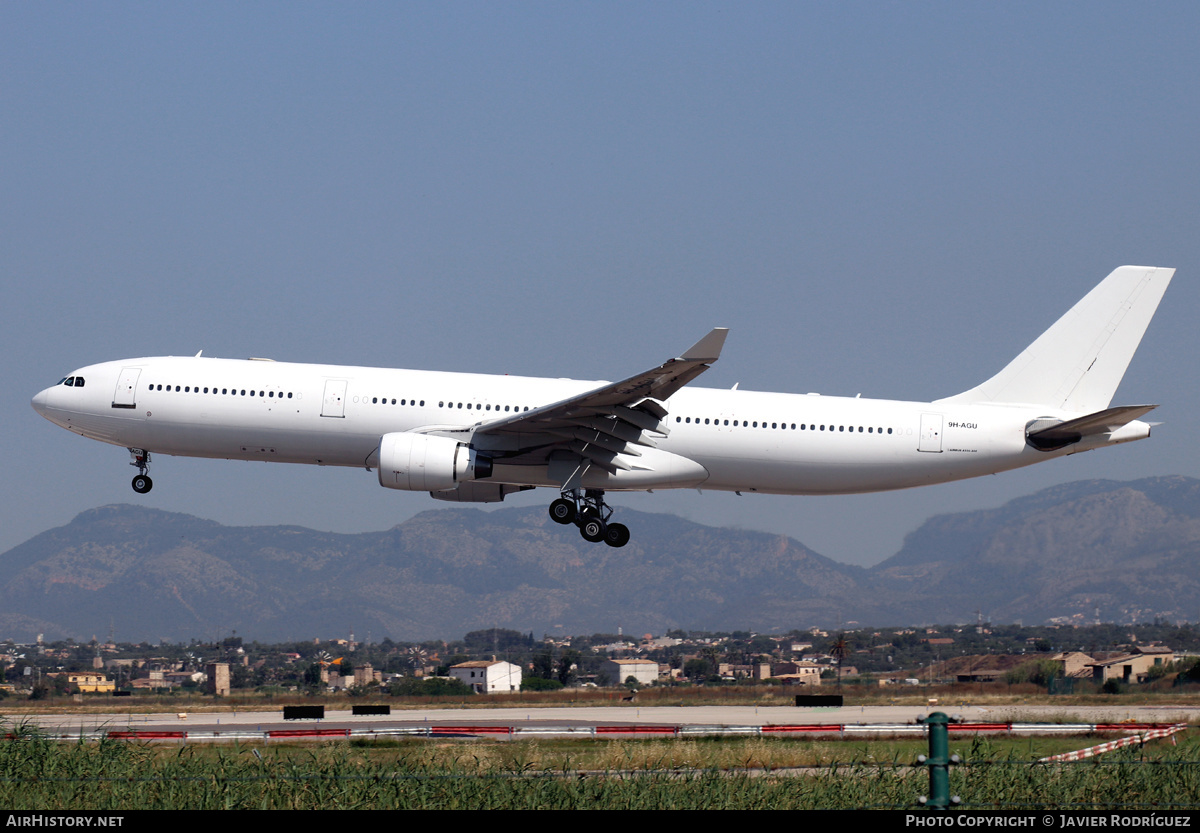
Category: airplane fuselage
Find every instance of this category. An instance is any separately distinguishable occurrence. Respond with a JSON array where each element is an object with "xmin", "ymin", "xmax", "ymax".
[
  {"xmin": 31, "ymin": 265, "xmax": 1174, "ymax": 547},
  {"xmin": 32, "ymin": 354, "xmax": 1145, "ymax": 497}
]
